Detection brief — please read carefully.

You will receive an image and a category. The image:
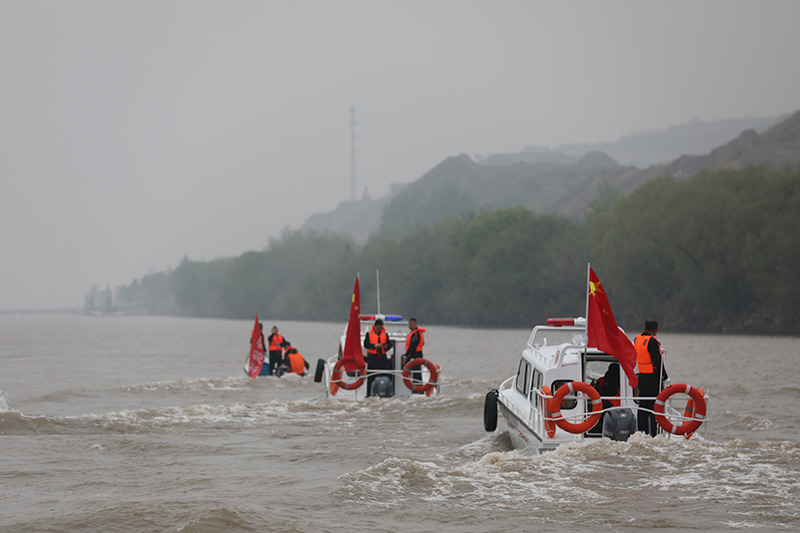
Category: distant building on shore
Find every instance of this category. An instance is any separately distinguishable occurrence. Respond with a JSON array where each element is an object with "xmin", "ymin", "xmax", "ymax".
[{"xmin": 84, "ymin": 285, "xmax": 116, "ymax": 315}]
